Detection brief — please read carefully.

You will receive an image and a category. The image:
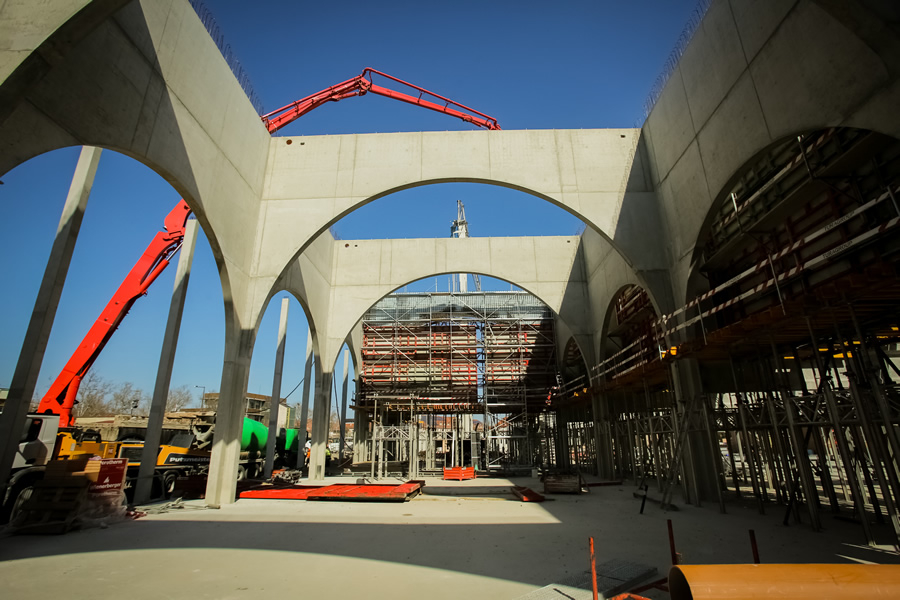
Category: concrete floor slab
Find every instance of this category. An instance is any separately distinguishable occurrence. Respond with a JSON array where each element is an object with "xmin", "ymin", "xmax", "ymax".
[{"xmin": 1, "ymin": 476, "xmax": 899, "ymax": 599}]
